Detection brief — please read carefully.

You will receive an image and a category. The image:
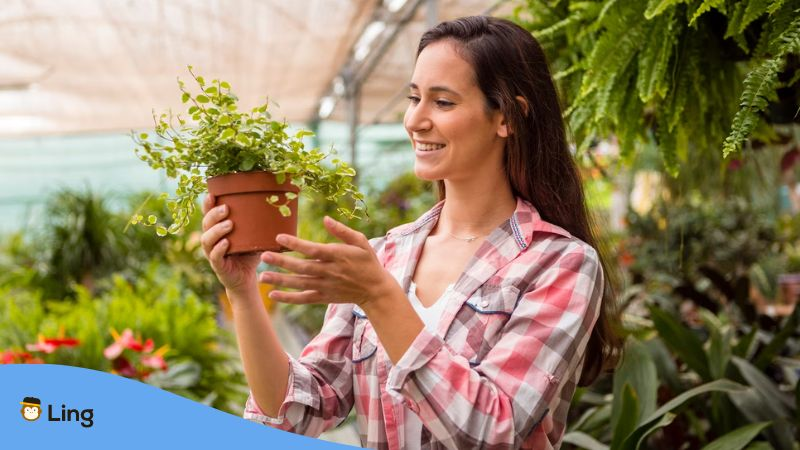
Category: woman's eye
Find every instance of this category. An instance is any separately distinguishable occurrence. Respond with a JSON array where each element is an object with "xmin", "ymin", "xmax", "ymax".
[
  {"xmin": 406, "ymin": 95, "xmax": 420, "ymax": 104},
  {"xmin": 435, "ymin": 99, "xmax": 454, "ymax": 107}
]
